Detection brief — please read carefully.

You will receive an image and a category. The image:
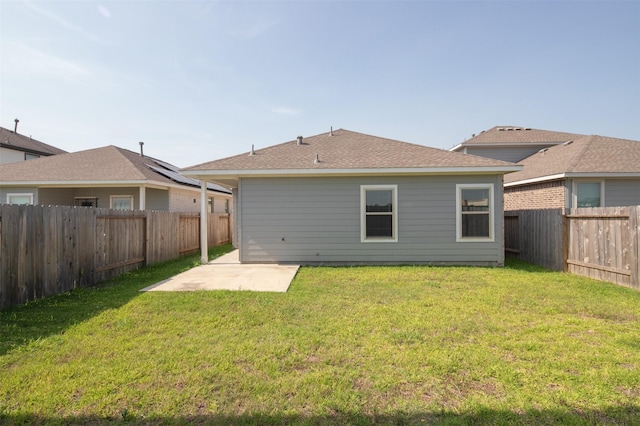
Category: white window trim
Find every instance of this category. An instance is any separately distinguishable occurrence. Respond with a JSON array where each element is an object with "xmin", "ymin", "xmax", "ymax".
[
  {"xmin": 572, "ymin": 180, "xmax": 605, "ymax": 208},
  {"xmin": 456, "ymin": 184, "xmax": 495, "ymax": 242},
  {"xmin": 6, "ymin": 193, "xmax": 34, "ymax": 205},
  {"xmin": 110, "ymin": 195, "xmax": 134, "ymax": 210},
  {"xmin": 360, "ymin": 184, "xmax": 398, "ymax": 243}
]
